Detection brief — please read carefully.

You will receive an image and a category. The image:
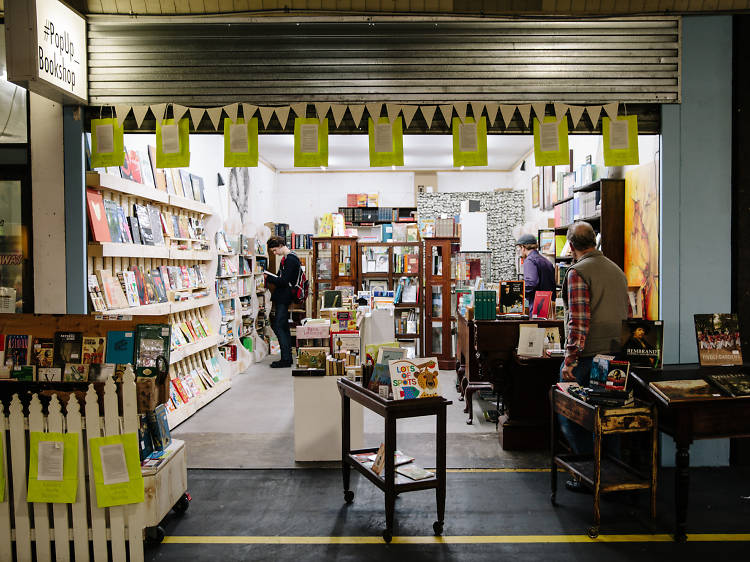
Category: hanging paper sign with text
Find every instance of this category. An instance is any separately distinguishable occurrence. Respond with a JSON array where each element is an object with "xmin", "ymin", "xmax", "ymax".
[
  {"xmin": 452, "ymin": 117, "xmax": 487, "ymax": 167},
  {"xmin": 369, "ymin": 117, "xmax": 404, "ymax": 167},
  {"xmin": 603, "ymin": 115, "xmax": 639, "ymax": 166},
  {"xmin": 27, "ymin": 431, "xmax": 79, "ymax": 504},
  {"xmin": 533, "ymin": 116, "xmax": 570, "ymax": 166},
  {"xmin": 90, "ymin": 118, "xmax": 125, "ymax": 168},
  {"xmin": 89, "ymin": 432, "xmax": 144, "ymax": 508},
  {"xmin": 294, "ymin": 118, "xmax": 328, "ymax": 167},
  {"xmin": 223, "ymin": 117, "xmax": 259, "ymax": 167},
  {"xmin": 156, "ymin": 118, "xmax": 190, "ymax": 168}
]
